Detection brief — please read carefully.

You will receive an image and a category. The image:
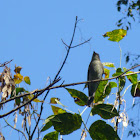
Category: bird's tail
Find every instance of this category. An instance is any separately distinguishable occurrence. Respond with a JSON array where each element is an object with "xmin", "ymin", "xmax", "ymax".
[{"xmin": 87, "ymin": 96, "xmax": 94, "ymax": 107}]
